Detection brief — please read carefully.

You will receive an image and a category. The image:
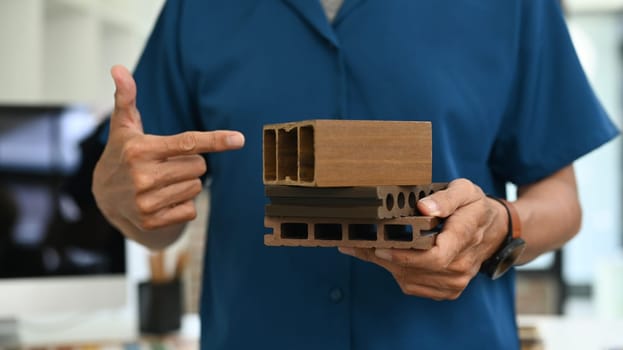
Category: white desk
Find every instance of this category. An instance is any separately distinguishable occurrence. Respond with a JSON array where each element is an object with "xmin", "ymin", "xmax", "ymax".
[
  {"xmin": 16, "ymin": 312, "xmax": 199, "ymax": 349},
  {"xmin": 519, "ymin": 315, "xmax": 623, "ymax": 350}
]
